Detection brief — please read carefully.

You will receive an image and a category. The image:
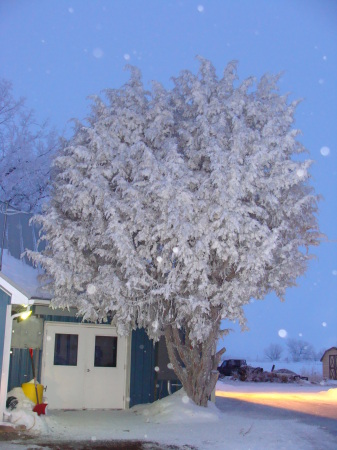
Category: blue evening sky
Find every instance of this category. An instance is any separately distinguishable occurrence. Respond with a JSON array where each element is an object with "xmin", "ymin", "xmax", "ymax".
[{"xmin": 1, "ymin": 0, "xmax": 336, "ymax": 359}]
